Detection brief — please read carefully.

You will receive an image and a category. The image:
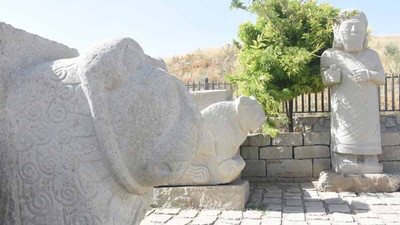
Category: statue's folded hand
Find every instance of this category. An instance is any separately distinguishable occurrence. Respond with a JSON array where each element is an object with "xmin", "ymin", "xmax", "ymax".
[{"xmin": 353, "ymin": 69, "xmax": 369, "ymax": 83}]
